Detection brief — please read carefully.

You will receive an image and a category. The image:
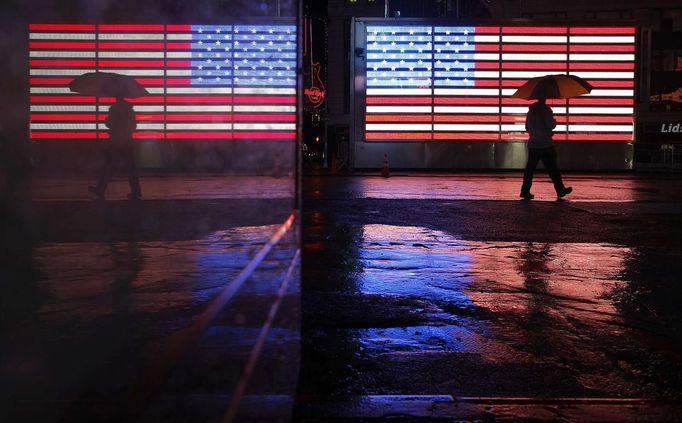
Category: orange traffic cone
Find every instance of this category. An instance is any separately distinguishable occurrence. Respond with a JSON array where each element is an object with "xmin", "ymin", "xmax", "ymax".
[
  {"xmin": 330, "ymin": 152, "xmax": 337, "ymax": 175},
  {"xmin": 381, "ymin": 153, "xmax": 390, "ymax": 178}
]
